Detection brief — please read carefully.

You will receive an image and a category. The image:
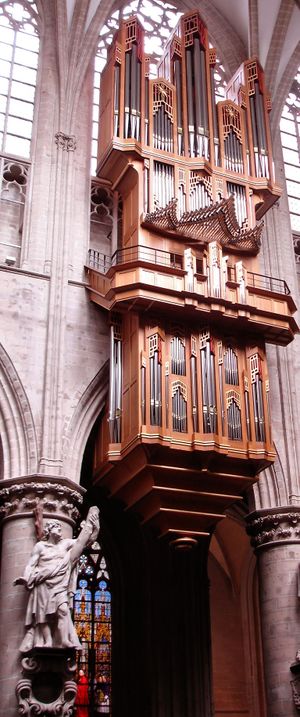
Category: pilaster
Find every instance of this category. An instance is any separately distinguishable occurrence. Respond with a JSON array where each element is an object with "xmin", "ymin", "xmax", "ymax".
[{"xmin": 39, "ymin": 132, "xmax": 77, "ymax": 476}]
